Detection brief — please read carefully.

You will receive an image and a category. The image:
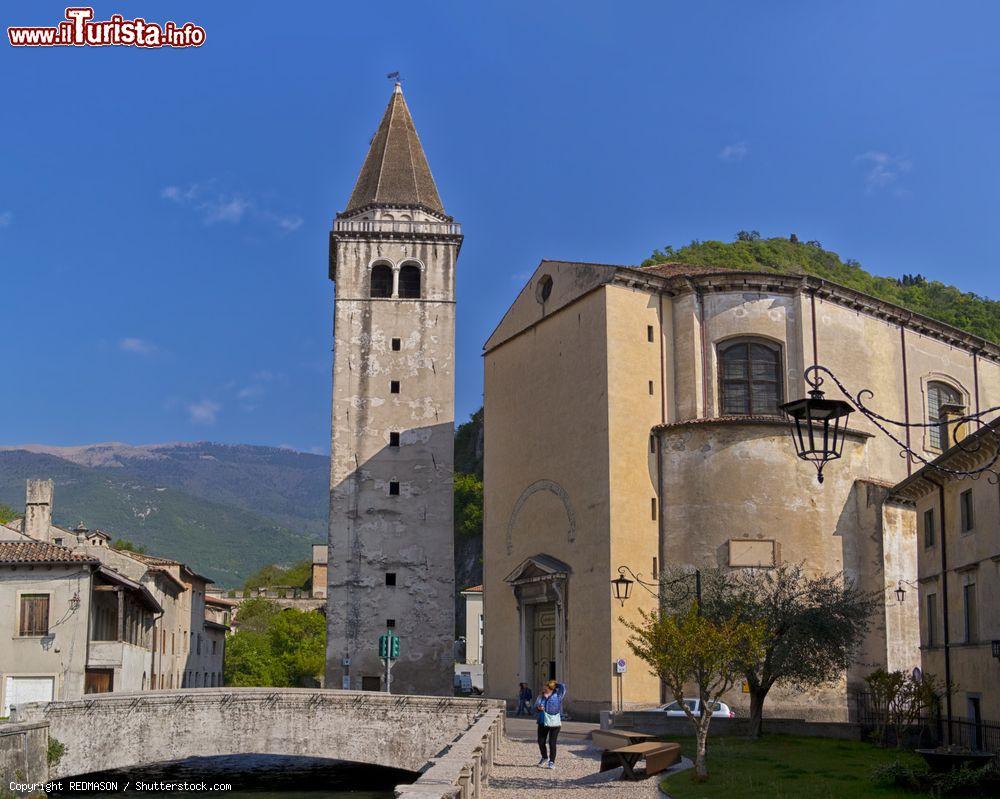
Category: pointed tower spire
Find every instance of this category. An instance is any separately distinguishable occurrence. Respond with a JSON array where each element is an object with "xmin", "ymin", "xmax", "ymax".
[{"xmin": 343, "ymin": 84, "xmax": 445, "ymax": 215}]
